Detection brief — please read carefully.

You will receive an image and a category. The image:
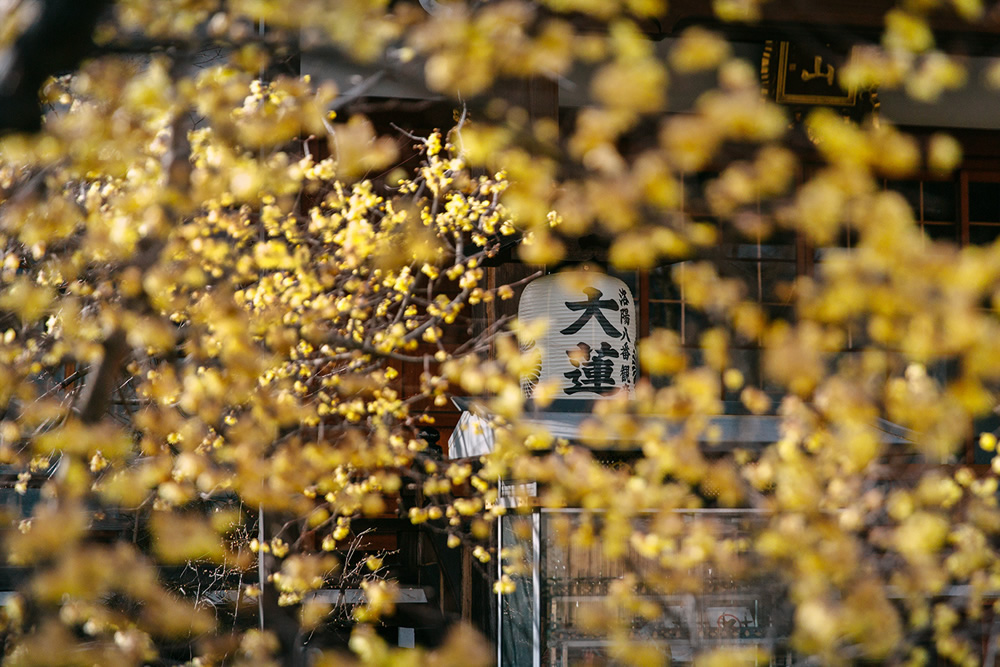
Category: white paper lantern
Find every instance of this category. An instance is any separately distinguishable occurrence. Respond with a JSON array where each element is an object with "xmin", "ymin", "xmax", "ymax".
[{"xmin": 518, "ymin": 272, "xmax": 637, "ymax": 400}]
